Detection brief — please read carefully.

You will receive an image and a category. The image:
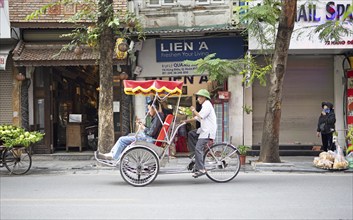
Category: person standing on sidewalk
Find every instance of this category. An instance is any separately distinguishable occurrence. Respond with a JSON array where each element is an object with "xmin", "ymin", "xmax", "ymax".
[
  {"xmin": 183, "ymin": 89, "xmax": 217, "ymax": 178},
  {"xmin": 317, "ymin": 101, "xmax": 336, "ymax": 152}
]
